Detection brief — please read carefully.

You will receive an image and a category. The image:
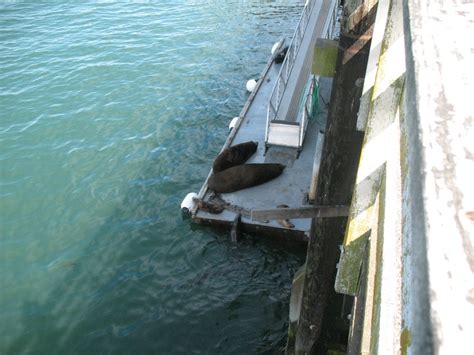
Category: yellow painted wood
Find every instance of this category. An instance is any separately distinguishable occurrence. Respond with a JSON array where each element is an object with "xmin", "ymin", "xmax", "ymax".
[
  {"xmin": 334, "ymin": 0, "xmax": 406, "ymax": 296},
  {"xmin": 312, "ymin": 38, "xmax": 338, "ymax": 77}
]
